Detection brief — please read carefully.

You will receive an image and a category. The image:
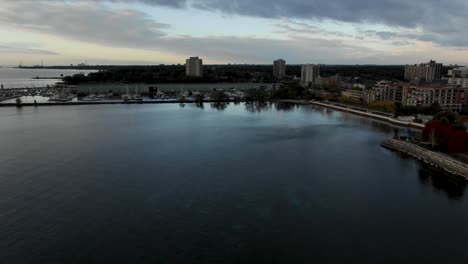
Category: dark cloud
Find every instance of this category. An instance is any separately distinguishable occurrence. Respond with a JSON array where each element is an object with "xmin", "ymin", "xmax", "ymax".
[
  {"xmin": 8, "ymin": 0, "xmax": 468, "ymax": 47},
  {"xmin": 0, "ymin": 1, "xmax": 381, "ymax": 63},
  {"xmin": 1, "ymin": 1, "xmax": 467, "ymax": 64},
  {"xmin": 138, "ymin": 0, "xmax": 468, "ymax": 47}
]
